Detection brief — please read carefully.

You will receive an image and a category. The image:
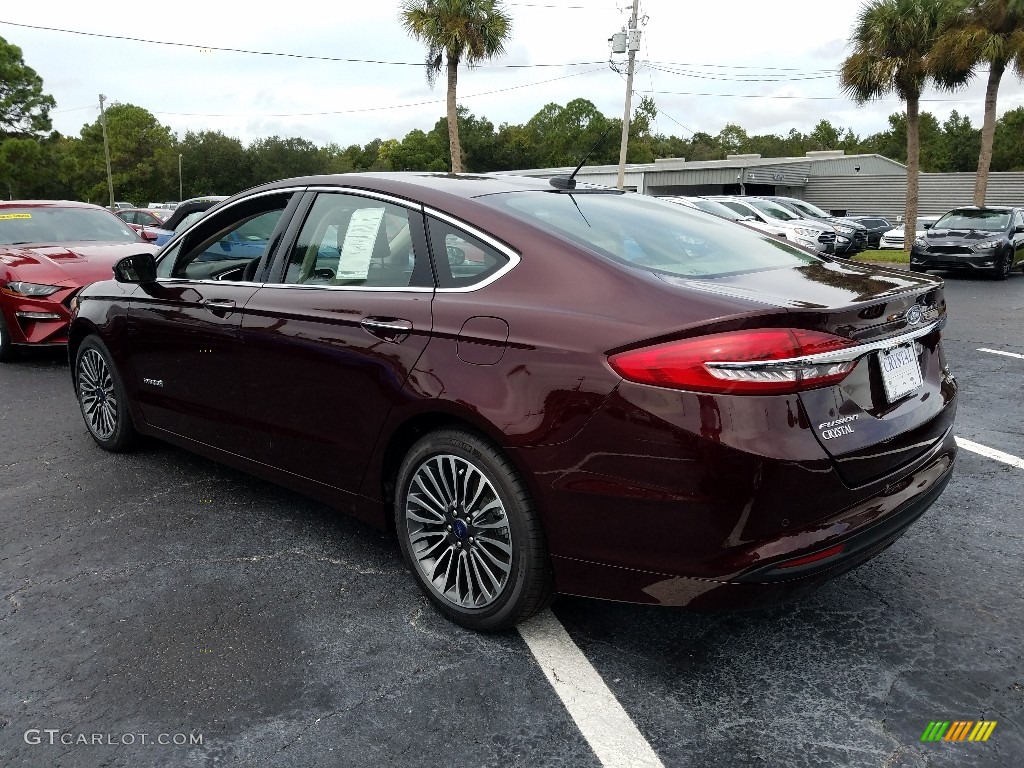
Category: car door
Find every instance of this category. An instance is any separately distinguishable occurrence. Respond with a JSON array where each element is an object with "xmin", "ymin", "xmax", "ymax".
[
  {"xmin": 127, "ymin": 190, "xmax": 300, "ymax": 454},
  {"xmin": 239, "ymin": 189, "xmax": 435, "ymax": 494},
  {"xmin": 1014, "ymin": 210, "xmax": 1024, "ymax": 265}
]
